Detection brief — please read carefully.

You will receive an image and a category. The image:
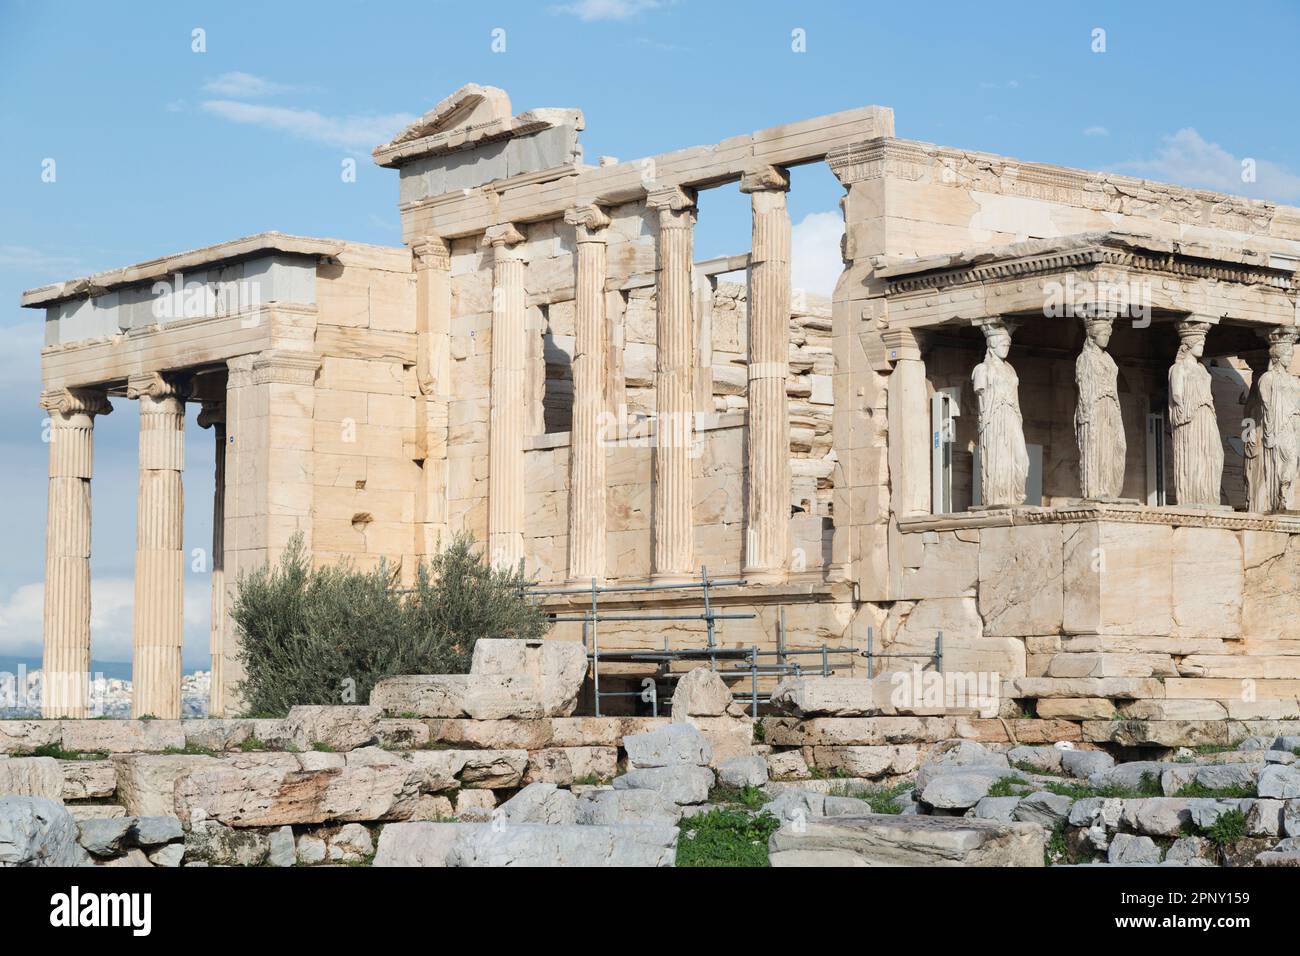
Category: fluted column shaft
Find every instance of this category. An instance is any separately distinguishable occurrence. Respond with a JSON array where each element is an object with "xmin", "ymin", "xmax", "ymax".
[
  {"xmin": 198, "ymin": 401, "xmax": 226, "ymax": 715},
  {"xmin": 648, "ymin": 186, "xmax": 697, "ymax": 580},
  {"xmin": 129, "ymin": 373, "xmax": 186, "ymax": 719},
  {"xmin": 565, "ymin": 206, "xmax": 611, "ymax": 582},
  {"xmin": 41, "ymin": 388, "xmax": 111, "ymax": 717},
  {"xmin": 485, "ymin": 224, "xmax": 527, "ymax": 570},
  {"xmin": 741, "ymin": 167, "xmax": 792, "ymax": 581}
]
